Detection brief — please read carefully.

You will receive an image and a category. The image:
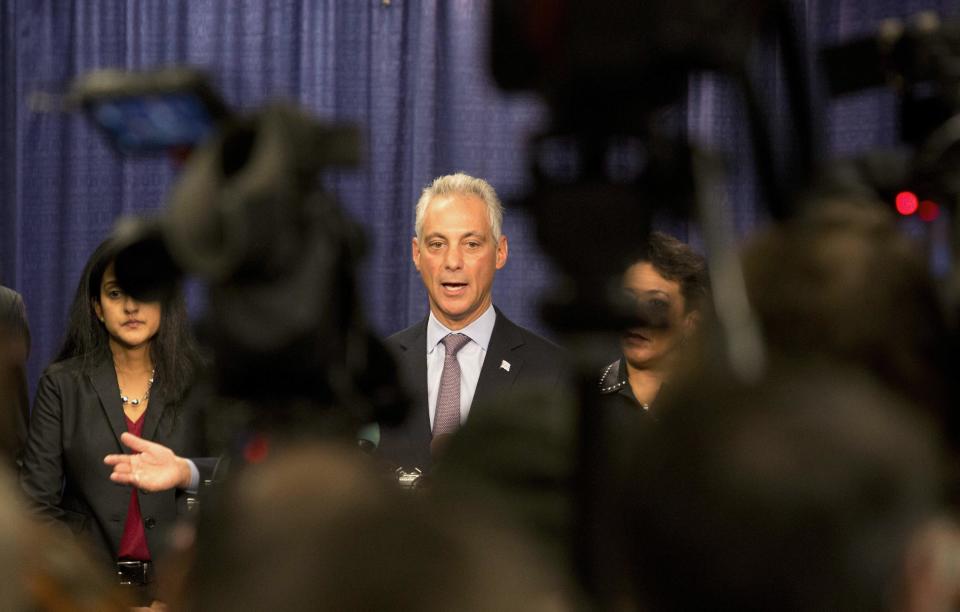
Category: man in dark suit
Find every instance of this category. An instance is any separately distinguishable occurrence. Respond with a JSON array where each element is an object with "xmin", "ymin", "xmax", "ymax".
[
  {"xmin": 379, "ymin": 173, "xmax": 565, "ymax": 472},
  {"xmin": 0, "ymin": 285, "xmax": 30, "ymax": 470}
]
